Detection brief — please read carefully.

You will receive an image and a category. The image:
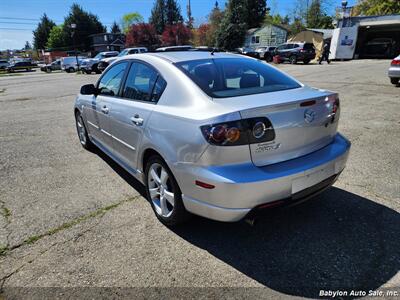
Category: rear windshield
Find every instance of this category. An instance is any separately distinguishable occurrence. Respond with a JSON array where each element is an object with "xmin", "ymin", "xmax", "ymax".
[
  {"xmin": 174, "ymin": 58, "xmax": 301, "ymax": 98},
  {"xmin": 303, "ymin": 43, "xmax": 314, "ymax": 50}
]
